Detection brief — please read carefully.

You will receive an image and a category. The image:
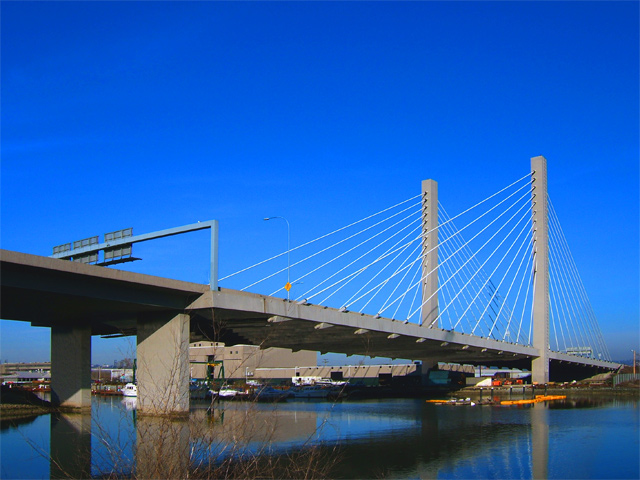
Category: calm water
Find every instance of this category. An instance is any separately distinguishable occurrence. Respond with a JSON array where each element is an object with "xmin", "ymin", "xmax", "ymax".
[{"xmin": 1, "ymin": 394, "xmax": 638, "ymax": 479}]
